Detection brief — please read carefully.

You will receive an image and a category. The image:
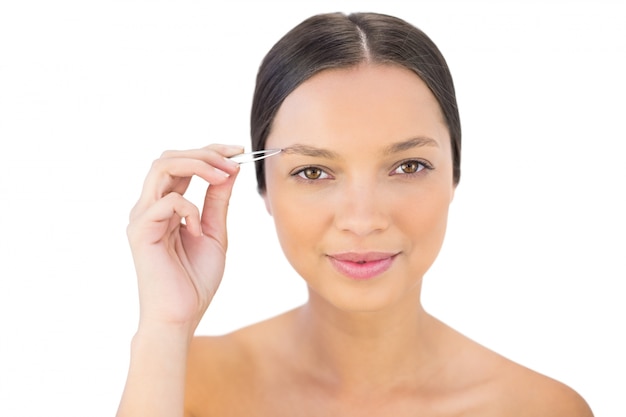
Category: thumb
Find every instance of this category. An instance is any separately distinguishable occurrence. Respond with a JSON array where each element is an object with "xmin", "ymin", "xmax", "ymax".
[{"xmin": 200, "ymin": 168, "xmax": 239, "ymax": 245}]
